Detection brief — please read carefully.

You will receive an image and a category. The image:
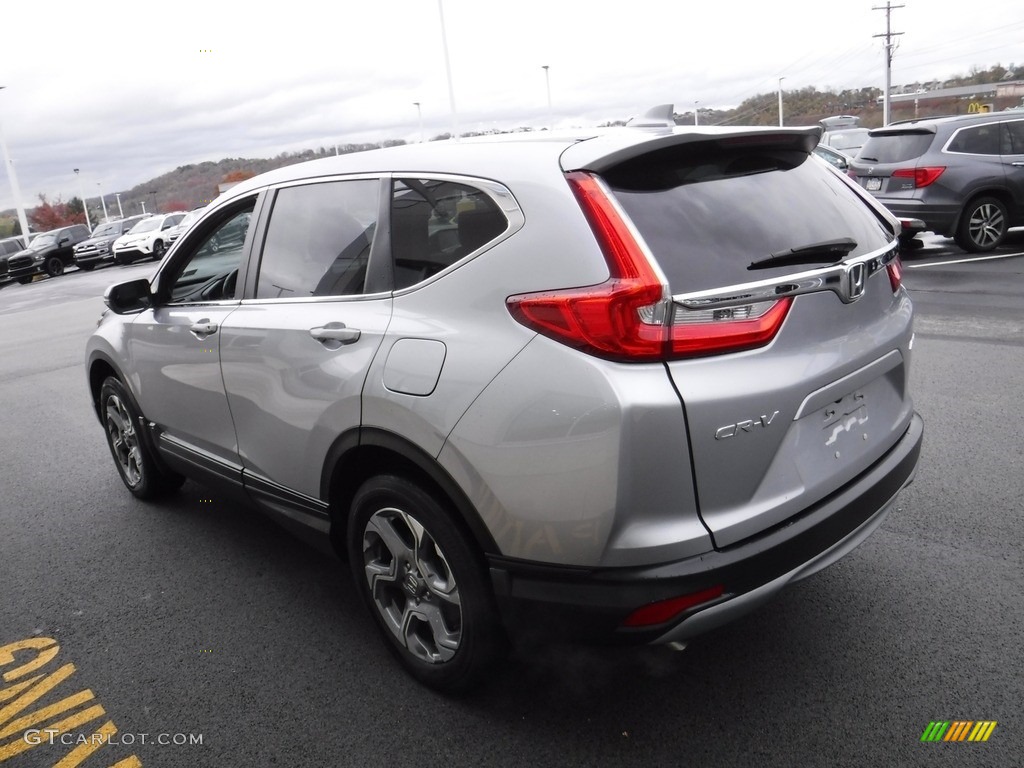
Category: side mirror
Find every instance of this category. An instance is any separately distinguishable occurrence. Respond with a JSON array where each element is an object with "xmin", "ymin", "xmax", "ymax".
[{"xmin": 104, "ymin": 278, "xmax": 153, "ymax": 314}]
